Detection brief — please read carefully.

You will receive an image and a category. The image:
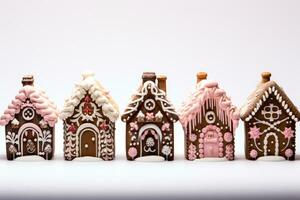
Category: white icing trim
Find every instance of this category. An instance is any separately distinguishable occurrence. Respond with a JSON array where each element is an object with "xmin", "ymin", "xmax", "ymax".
[
  {"xmin": 123, "ymin": 81, "xmax": 177, "ymax": 122},
  {"xmin": 242, "ymin": 85, "xmax": 299, "ymax": 122},
  {"xmin": 60, "ymin": 73, "xmax": 119, "ymax": 122},
  {"xmin": 75, "ymin": 123, "xmax": 100, "ymax": 157},
  {"xmin": 138, "ymin": 124, "xmax": 162, "ymax": 157},
  {"xmin": 18, "ymin": 123, "xmax": 42, "ymax": 155},
  {"xmin": 263, "ymin": 132, "xmax": 279, "ymax": 156}
]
